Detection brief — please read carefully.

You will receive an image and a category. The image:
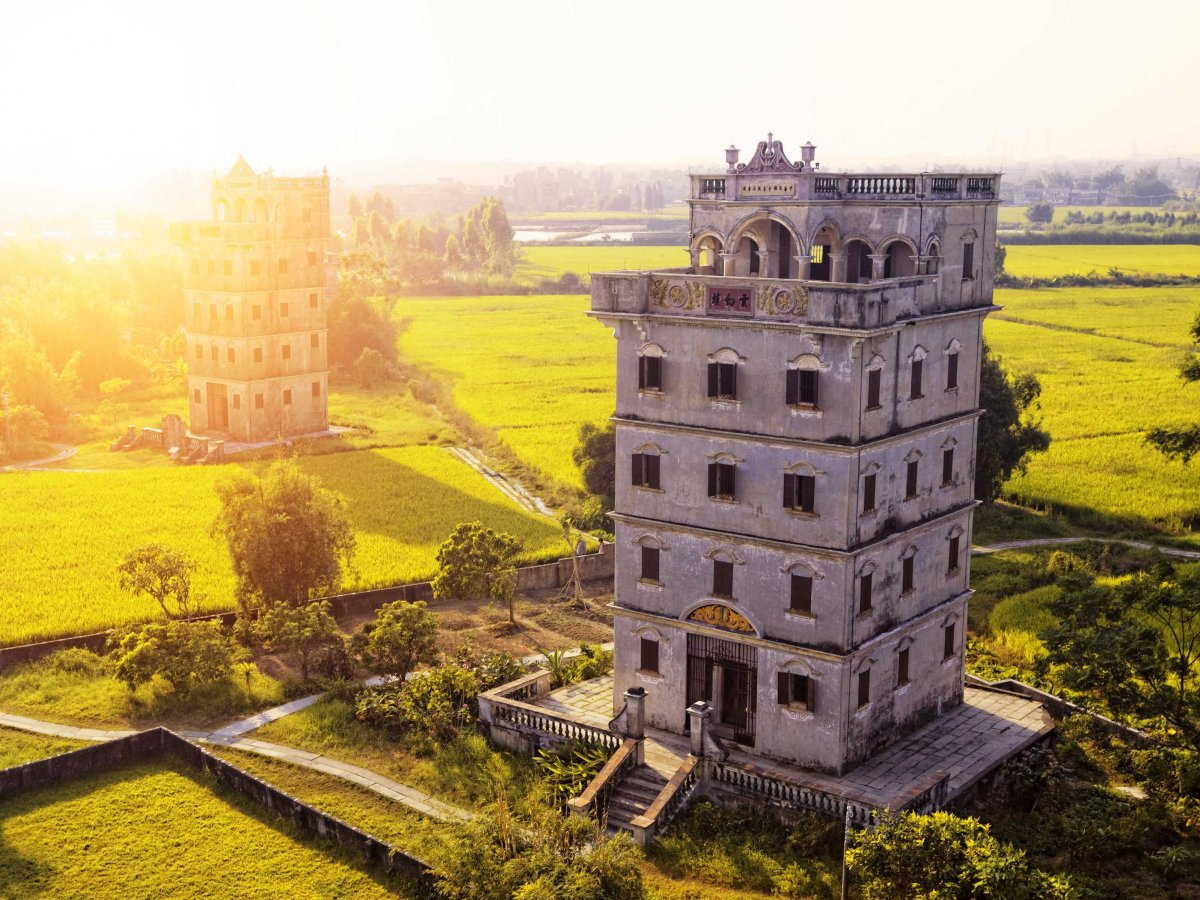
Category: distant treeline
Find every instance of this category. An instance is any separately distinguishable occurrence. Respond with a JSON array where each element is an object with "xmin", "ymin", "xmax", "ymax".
[
  {"xmin": 1001, "ymin": 227, "xmax": 1200, "ymax": 245},
  {"xmin": 997, "ymin": 271, "xmax": 1200, "ymax": 289}
]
